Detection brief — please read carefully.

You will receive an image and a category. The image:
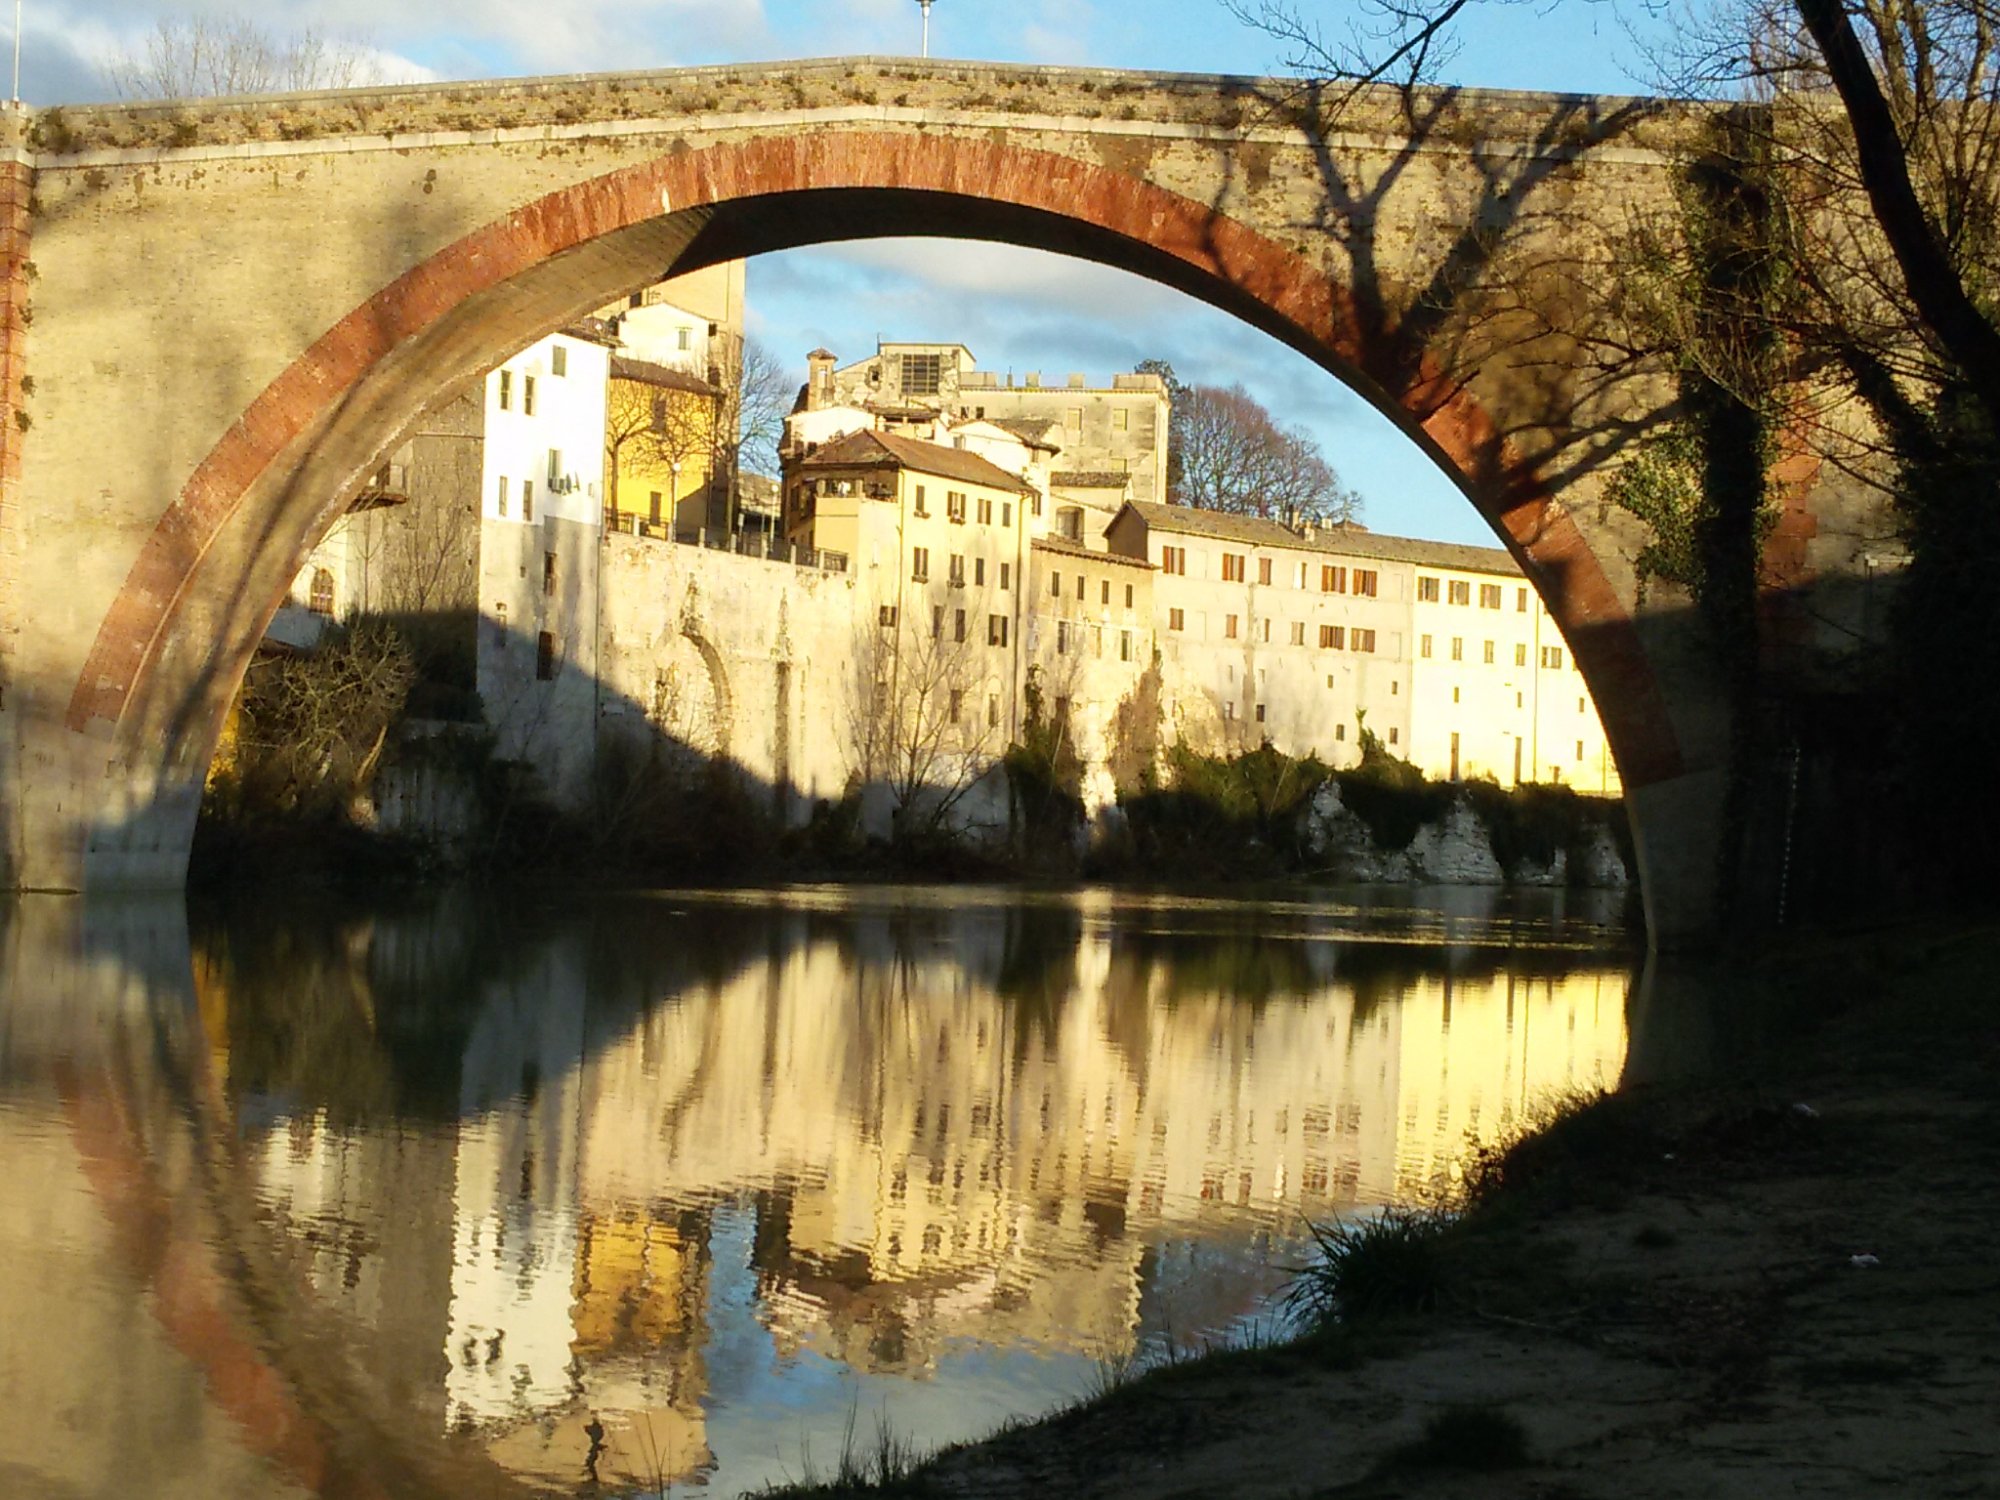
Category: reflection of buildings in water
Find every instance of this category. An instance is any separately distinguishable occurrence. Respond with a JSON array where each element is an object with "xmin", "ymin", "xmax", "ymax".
[{"xmin": 208, "ymin": 906, "xmax": 1627, "ymax": 1488}]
